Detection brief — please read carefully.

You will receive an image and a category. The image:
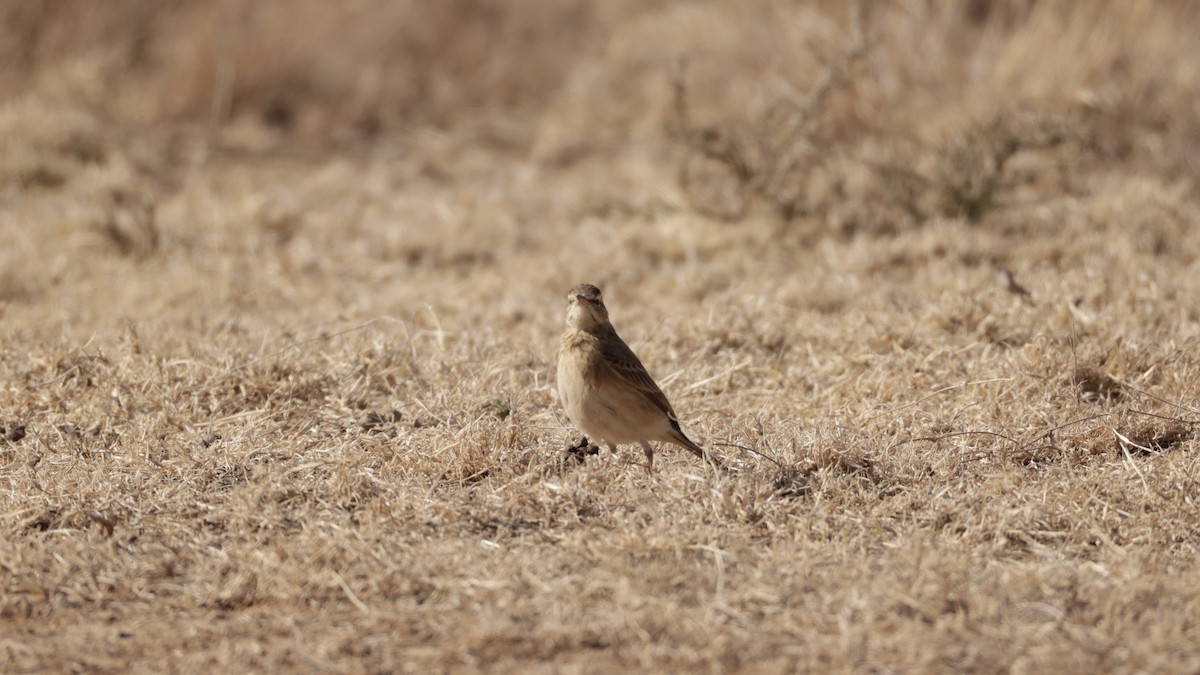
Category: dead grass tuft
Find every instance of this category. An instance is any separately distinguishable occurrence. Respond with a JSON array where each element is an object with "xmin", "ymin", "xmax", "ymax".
[
  {"xmin": 925, "ymin": 112, "xmax": 1073, "ymax": 223},
  {"xmin": 1114, "ymin": 420, "xmax": 1194, "ymax": 456},
  {"xmin": 1072, "ymin": 365, "xmax": 1126, "ymax": 403},
  {"xmin": 669, "ymin": 5, "xmax": 872, "ymax": 221},
  {"xmin": 97, "ymin": 190, "xmax": 159, "ymax": 258}
]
